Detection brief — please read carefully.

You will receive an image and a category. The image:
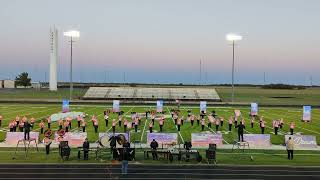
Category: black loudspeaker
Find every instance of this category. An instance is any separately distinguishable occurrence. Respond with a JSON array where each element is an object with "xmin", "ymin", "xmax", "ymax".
[
  {"xmin": 197, "ymin": 155, "xmax": 202, "ymax": 162},
  {"xmin": 206, "ymin": 150, "xmax": 215, "ymax": 160},
  {"xmin": 60, "ymin": 141, "xmax": 68, "ymax": 148},
  {"xmin": 209, "ymin": 144, "xmax": 216, "ymax": 150},
  {"xmin": 169, "ymin": 153, "xmax": 173, "ymax": 162}
]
